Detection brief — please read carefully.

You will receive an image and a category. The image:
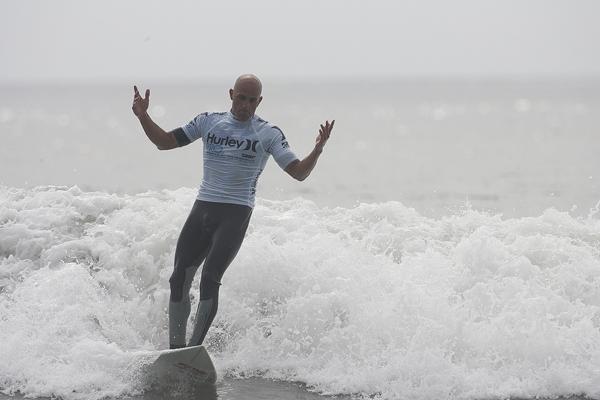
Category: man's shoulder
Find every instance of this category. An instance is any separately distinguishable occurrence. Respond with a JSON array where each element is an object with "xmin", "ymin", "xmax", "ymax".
[
  {"xmin": 253, "ymin": 115, "xmax": 284, "ymax": 138},
  {"xmin": 190, "ymin": 111, "xmax": 228, "ymax": 129},
  {"xmin": 199, "ymin": 111, "xmax": 228, "ymax": 120}
]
